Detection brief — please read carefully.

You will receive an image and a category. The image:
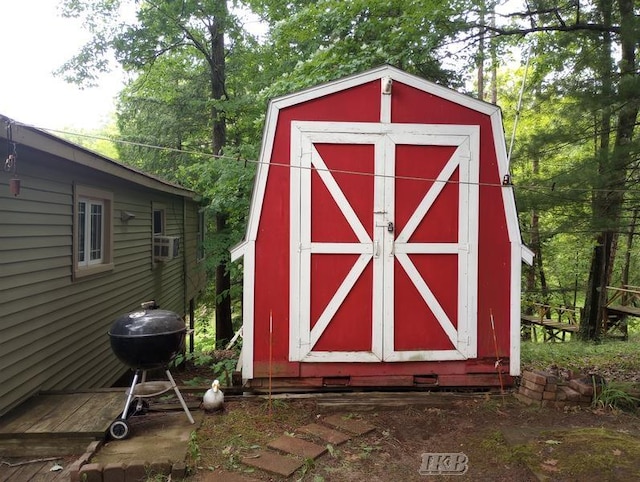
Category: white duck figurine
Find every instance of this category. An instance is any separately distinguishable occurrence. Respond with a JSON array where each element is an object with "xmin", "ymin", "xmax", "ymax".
[{"xmin": 202, "ymin": 379, "xmax": 224, "ymax": 412}]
